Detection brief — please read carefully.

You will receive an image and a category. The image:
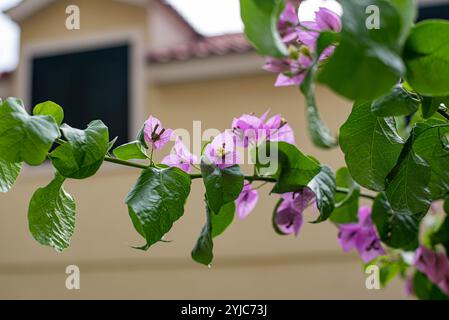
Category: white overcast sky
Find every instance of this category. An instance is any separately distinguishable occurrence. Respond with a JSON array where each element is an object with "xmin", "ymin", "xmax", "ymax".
[{"xmin": 0, "ymin": 0, "xmax": 341, "ymax": 72}]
